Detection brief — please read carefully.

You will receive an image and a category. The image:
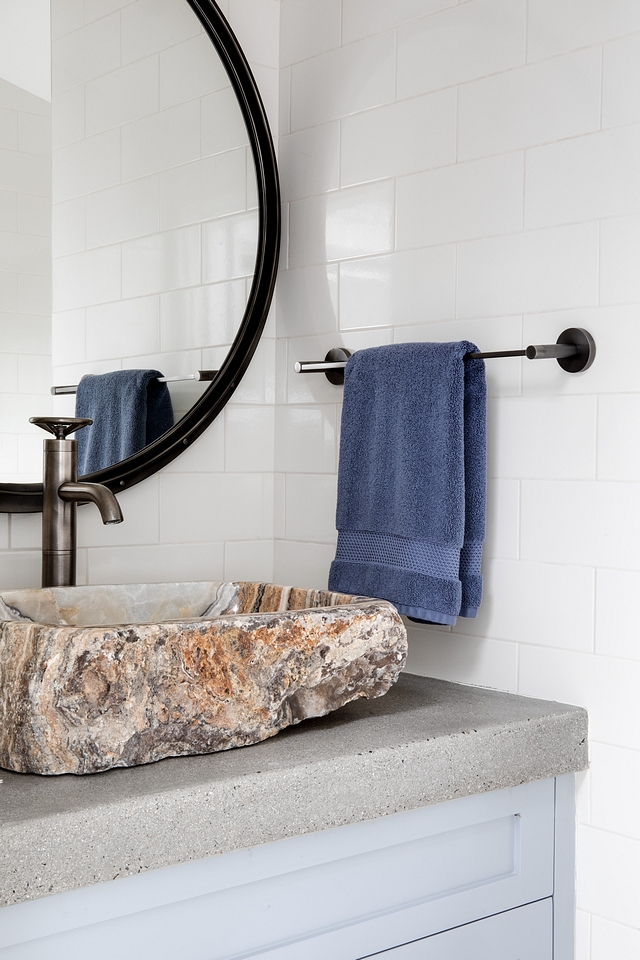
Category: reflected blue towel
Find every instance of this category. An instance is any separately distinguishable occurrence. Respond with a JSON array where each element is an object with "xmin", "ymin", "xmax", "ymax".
[
  {"xmin": 75, "ymin": 369, "xmax": 174, "ymax": 475},
  {"xmin": 328, "ymin": 342, "xmax": 486, "ymax": 625}
]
